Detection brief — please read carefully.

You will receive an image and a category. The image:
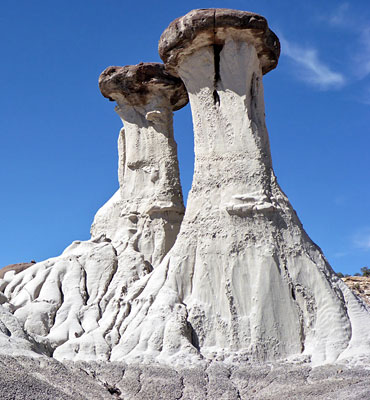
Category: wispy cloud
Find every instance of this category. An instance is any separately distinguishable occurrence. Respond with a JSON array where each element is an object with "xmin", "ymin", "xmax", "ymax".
[
  {"xmin": 327, "ymin": 3, "xmax": 350, "ymax": 26},
  {"xmin": 354, "ymin": 27, "xmax": 370, "ymax": 80},
  {"xmin": 320, "ymin": 3, "xmax": 370, "ymax": 88},
  {"xmin": 280, "ymin": 36, "xmax": 346, "ymax": 90},
  {"xmin": 353, "ymin": 228, "xmax": 370, "ymax": 251},
  {"xmin": 333, "ymin": 251, "xmax": 349, "ymax": 258}
]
